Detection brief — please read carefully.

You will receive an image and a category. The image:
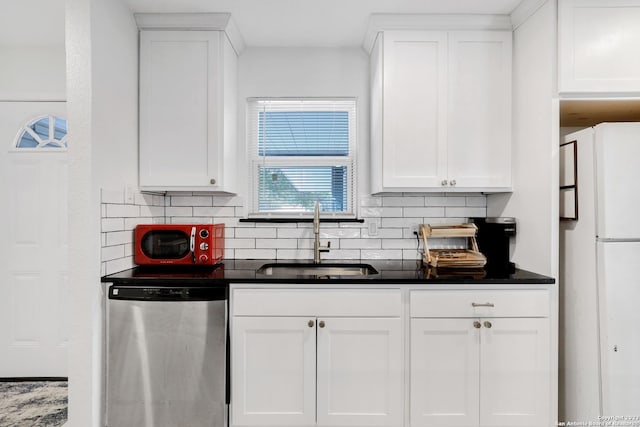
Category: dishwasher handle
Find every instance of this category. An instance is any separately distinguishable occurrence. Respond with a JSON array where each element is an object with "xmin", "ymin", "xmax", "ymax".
[{"xmin": 109, "ymin": 285, "xmax": 227, "ymax": 302}]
